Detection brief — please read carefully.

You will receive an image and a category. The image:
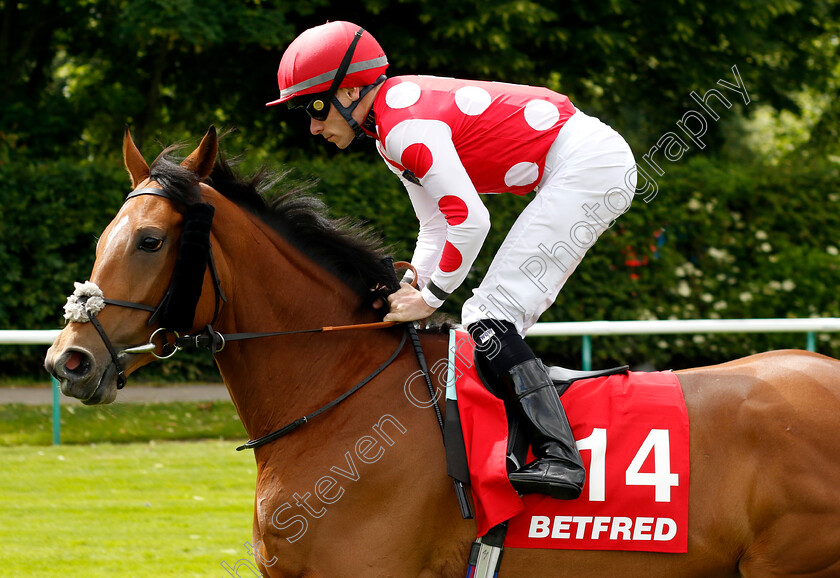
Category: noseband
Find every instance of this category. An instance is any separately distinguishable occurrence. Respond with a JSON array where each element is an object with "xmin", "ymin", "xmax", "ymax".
[{"xmin": 62, "ymin": 186, "xmax": 225, "ymax": 388}]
